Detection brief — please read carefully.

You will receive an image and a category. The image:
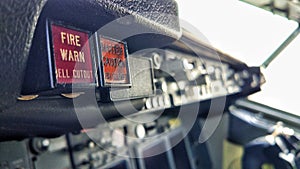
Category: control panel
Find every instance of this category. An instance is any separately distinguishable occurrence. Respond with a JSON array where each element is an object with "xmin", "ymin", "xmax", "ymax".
[
  {"xmin": 0, "ymin": 115, "xmax": 196, "ymax": 169},
  {"xmin": 0, "ymin": 1, "xmax": 264, "ymax": 169}
]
